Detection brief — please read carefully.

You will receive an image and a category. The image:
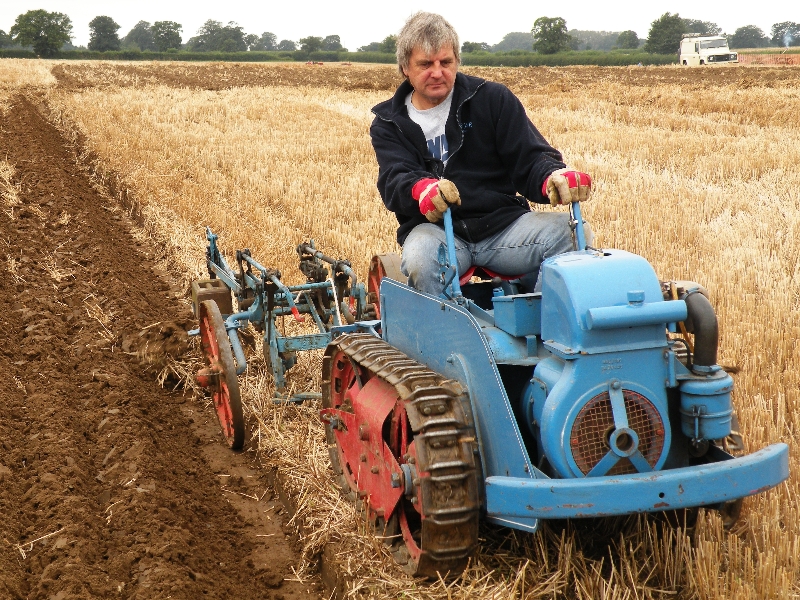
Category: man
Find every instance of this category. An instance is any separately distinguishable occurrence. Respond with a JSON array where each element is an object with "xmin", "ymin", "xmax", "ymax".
[{"xmin": 370, "ymin": 12, "xmax": 592, "ymax": 294}]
